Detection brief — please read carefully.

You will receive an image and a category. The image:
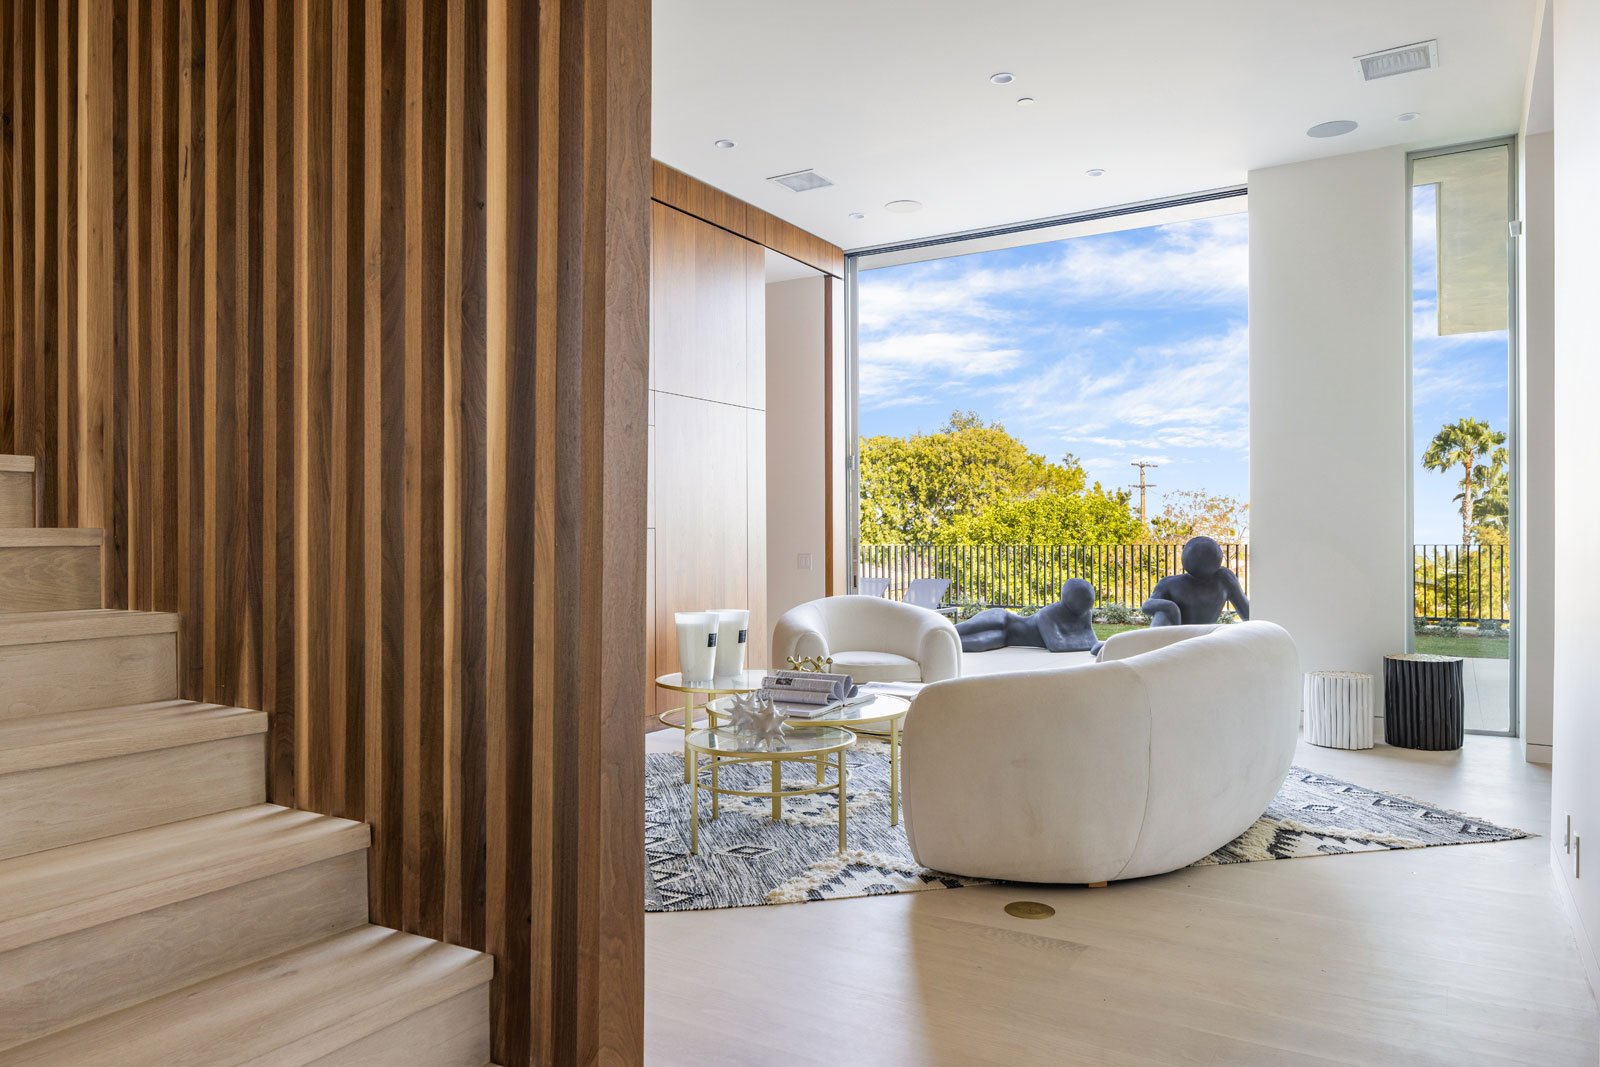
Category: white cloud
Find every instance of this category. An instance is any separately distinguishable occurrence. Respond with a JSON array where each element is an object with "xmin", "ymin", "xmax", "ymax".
[
  {"xmin": 858, "ymin": 330, "xmax": 1023, "ymax": 403},
  {"xmin": 857, "ymin": 214, "xmax": 1249, "ymax": 337}
]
